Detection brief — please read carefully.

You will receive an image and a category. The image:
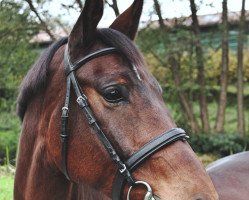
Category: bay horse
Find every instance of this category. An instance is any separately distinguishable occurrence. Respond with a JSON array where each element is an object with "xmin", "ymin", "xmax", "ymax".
[
  {"xmin": 207, "ymin": 151, "xmax": 249, "ymax": 200},
  {"xmin": 14, "ymin": 0, "xmax": 218, "ymax": 199}
]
